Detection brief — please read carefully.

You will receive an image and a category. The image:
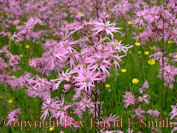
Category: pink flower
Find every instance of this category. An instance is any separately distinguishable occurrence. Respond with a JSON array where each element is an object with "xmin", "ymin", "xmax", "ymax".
[
  {"xmin": 109, "ymin": 40, "xmax": 133, "ymax": 54},
  {"xmin": 73, "ymin": 66, "xmax": 102, "ymax": 93},
  {"xmin": 169, "ymin": 104, "xmax": 177, "ymax": 120},
  {"xmin": 123, "ymin": 91, "xmax": 135, "ymax": 108},
  {"xmin": 99, "ymin": 114, "xmax": 119, "ymax": 129},
  {"xmin": 51, "ymin": 96, "xmax": 72, "ymax": 124},
  {"xmin": 132, "ymin": 105, "xmax": 145, "ymax": 119},
  {"xmin": 40, "ymin": 97, "xmax": 60, "ymax": 121},
  {"xmin": 51, "ymin": 70, "xmax": 73, "ymax": 90},
  {"xmin": 25, "ymin": 75, "xmax": 52, "ymax": 100},
  {"xmin": 64, "ymin": 84, "xmax": 72, "ymax": 92},
  {"xmin": 90, "ymin": 20, "xmax": 121, "ymax": 39},
  {"xmin": 147, "ymin": 109, "xmax": 160, "ymax": 117},
  {"xmin": 138, "ymin": 94, "xmax": 150, "ymax": 104},
  {"xmin": 6, "ymin": 108, "xmax": 20, "ymax": 126}
]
